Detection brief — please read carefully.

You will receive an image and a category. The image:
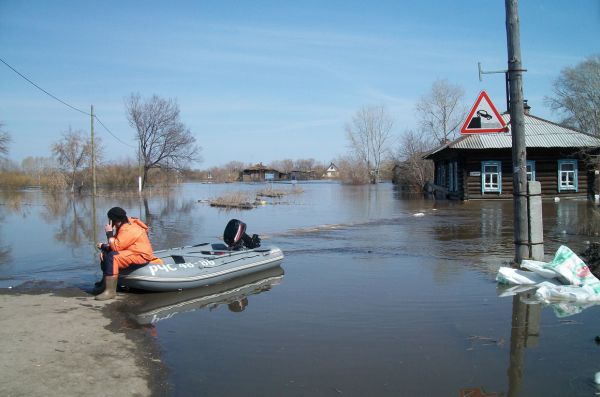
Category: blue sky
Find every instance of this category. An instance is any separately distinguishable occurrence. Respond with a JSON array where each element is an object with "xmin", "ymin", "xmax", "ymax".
[{"xmin": 1, "ymin": 0, "xmax": 598, "ymax": 168}]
